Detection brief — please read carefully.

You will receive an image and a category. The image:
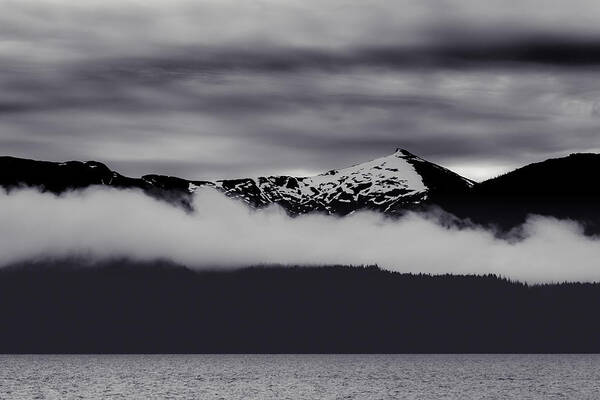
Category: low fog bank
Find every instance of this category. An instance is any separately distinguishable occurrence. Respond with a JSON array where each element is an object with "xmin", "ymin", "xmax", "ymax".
[{"xmin": 1, "ymin": 187, "xmax": 599, "ymax": 283}]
